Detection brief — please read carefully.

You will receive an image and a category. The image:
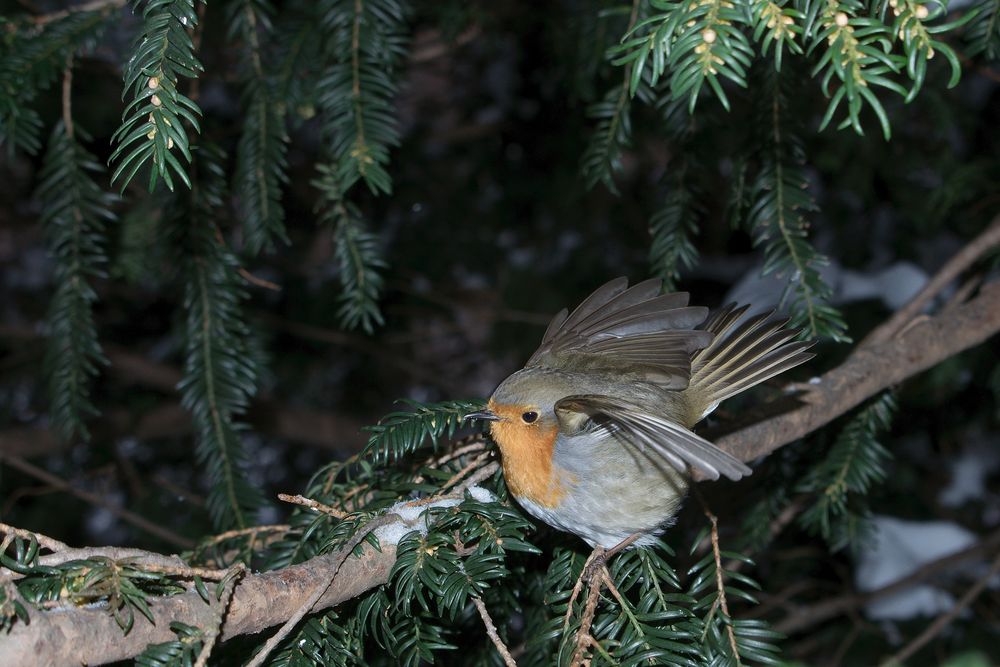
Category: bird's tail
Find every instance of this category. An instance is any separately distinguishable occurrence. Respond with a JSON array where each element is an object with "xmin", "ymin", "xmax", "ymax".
[{"xmin": 685, "ymin": 305, "xmax": 815, "ymax": 421}]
